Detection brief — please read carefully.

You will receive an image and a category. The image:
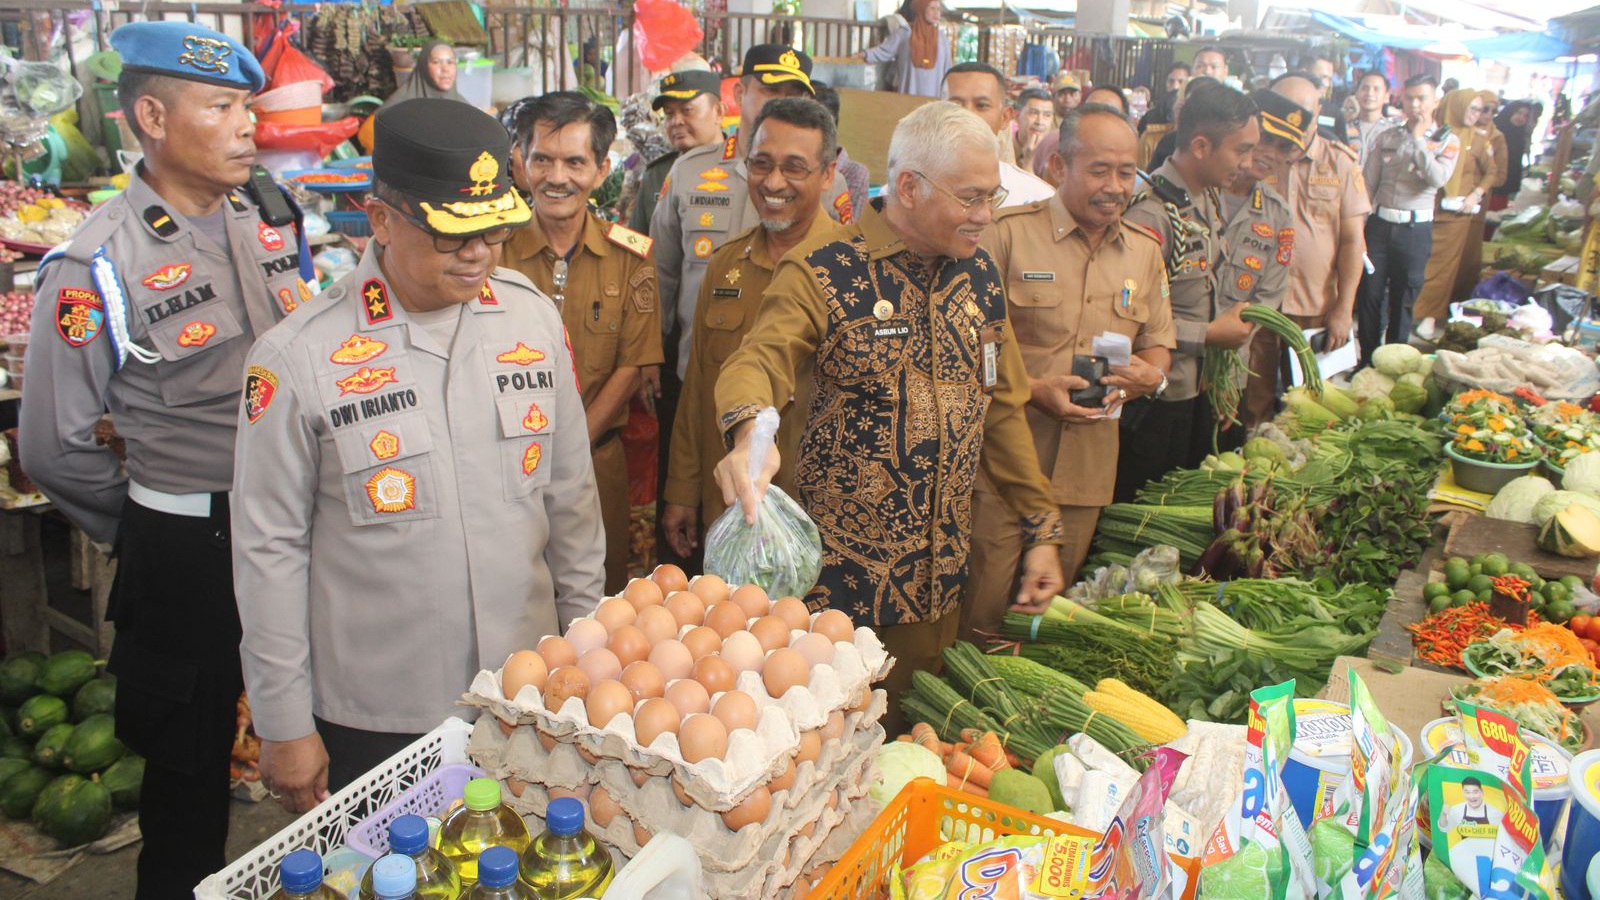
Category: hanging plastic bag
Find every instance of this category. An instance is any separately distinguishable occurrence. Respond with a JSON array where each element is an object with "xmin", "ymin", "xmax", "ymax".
[
  {"xmin": 702, "ymin": 407, "xmax": 822, "ymax": 599},
  {"xmin": 631, "ymin": 0, "xmax": 704, "ymax": 74}
]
